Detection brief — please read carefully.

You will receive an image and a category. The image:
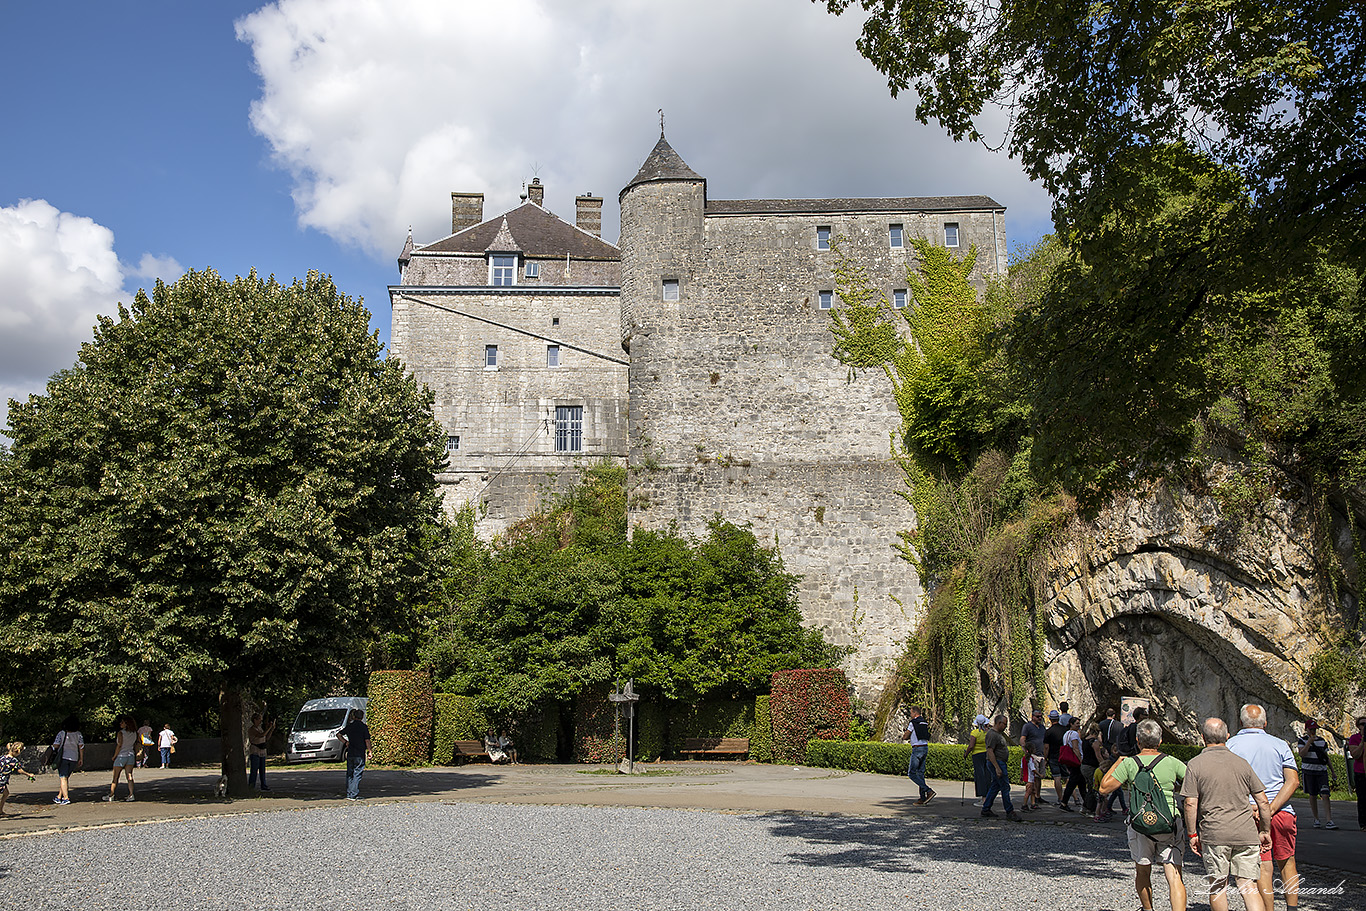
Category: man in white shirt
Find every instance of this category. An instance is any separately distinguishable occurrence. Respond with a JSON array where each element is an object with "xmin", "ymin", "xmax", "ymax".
[
  {"xmin": 905, "ymin": 705, "xmax": 934, "ymax": 805},
  {"xmin": 1227, "ymin": 704, "xmax": 1299, "ymax": 911}
]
